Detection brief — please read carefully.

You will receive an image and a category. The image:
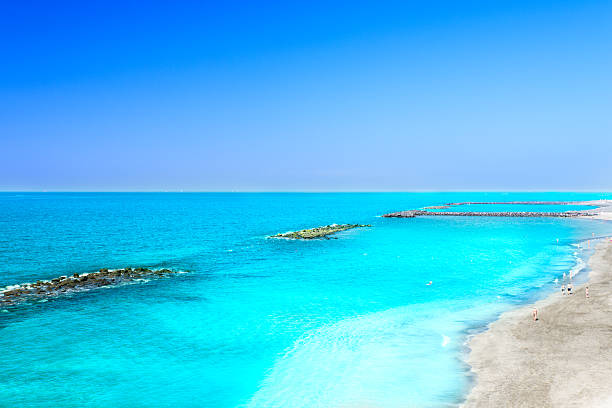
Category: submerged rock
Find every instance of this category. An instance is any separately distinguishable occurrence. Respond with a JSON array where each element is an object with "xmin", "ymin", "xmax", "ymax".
[
  {"xmin": 270, "ymin": 224, "xmax": 371, "ymax": 240},
  {"xmin": 0, "ymin": 267, "xmax": 181, "ymax": 305}
]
